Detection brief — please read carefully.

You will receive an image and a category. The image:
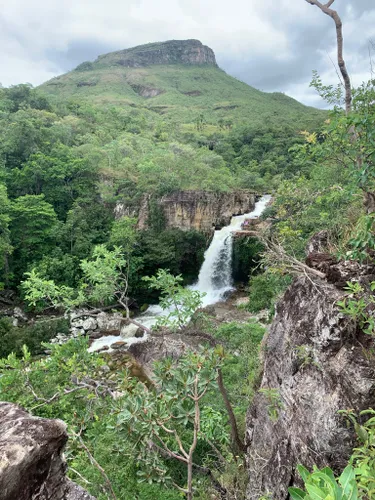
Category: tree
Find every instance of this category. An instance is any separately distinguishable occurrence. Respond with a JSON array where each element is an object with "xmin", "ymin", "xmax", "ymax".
[
  {"xmin": 0, "ymin": 184, "xmax": 12, "ymax": 285},
  {"xmin": 304, "ymin": 0, "xmax": 352, "ymax": 113},
  {"xmin": 117, "ymin": 348, "xmax": 228, "ymax": 499},
  {"xmin": 143, "ymin": 269, "xmax": 204, "ymax": 330},
  {"xmin": 22, "ymin": 245, "xmax": 149, "ymax": 332},
  {"xmin": 9, "ymin": 194, "xmax": 58, "ymax": 280}
]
